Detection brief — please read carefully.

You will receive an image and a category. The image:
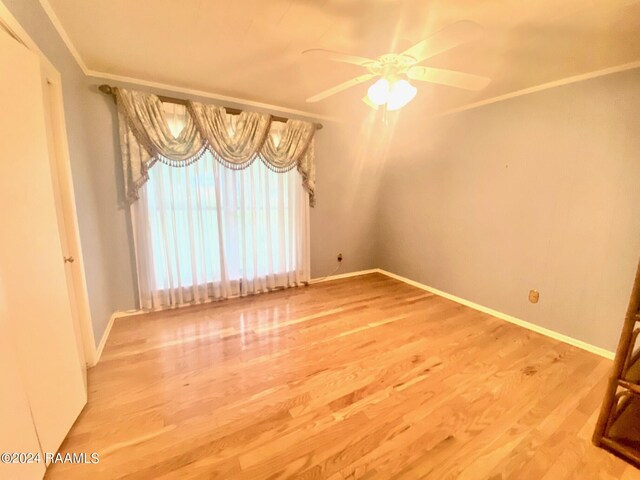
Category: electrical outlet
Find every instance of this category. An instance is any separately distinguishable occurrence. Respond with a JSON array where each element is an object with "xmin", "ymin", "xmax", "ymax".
[
  {"xmin": 337, "ymin": 253, "xmax": 343, "ymax": 262},
  {"xmin": 529, "ymin": 289, "xmax": 539, "ymax": 303}
]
